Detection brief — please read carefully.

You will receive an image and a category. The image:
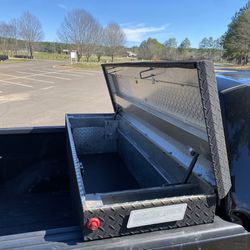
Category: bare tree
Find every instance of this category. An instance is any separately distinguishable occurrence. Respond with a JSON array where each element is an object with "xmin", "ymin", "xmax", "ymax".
[
  {"xmin": 0, "ymin": 22, "xmax": 12, "ymax": 54},
  {"xmin": 104, "ymin": 22, "xmax": 126, "ymax": 62},
  {"xmin": 0, "ymin": 22, "xmax": 7, "ymax": 53},
  {"xmin": 8, "ymin": 19, "xmax": 19, "ymax": 55},
  {"xmin": 19, "ymin": 11, "xmax": 44, "ymax": 58},
  {"xmin": 95, "ymin": 27, "xmax": 105, "ymax": 62},
  {"xmin": 58, "ymin": 9, "xmax": 101, "ymax": 62},
  {"xmin": 0, "ymin": 19, "xmax": 20, "ymax": 56}
]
